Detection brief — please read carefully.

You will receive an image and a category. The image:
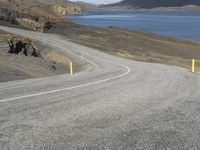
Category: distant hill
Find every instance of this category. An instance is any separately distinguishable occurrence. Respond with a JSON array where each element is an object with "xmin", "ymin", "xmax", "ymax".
[
  {"xmin": 76, "ymin": 1, "xmax": 98, "ymax": 10},
  {"xmin": 152, "ymin": 5, "xmax": 200, "ymax": 12},
  {"xmin": 104, "ymin": 0, "xmax": 200, "ymax": 9}
]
